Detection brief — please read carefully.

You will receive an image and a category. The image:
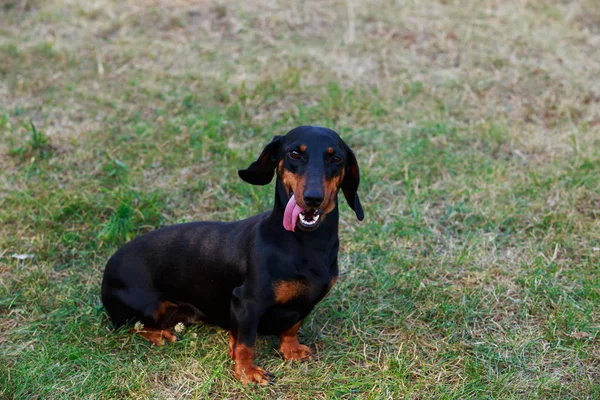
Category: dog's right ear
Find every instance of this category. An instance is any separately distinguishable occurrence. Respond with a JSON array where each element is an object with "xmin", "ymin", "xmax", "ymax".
[
  {"xmin": 341, "ymin": 146, "xmax": 364, "ymax": 221},
  {"xmin": 238, "ymin": 136, "xmax": 282, "ymax": 185}
]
